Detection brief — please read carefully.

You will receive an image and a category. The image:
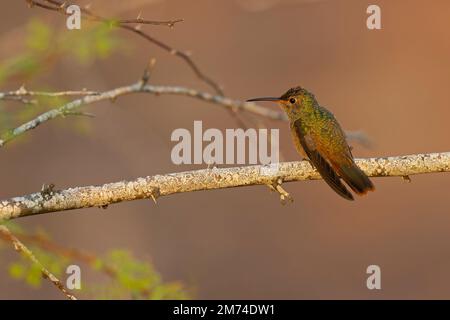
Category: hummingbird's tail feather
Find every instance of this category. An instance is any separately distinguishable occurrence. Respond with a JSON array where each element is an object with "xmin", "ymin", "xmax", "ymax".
[
  {"xmin": 307, "ymin": 152, "xmax": 355, "ymax": 201},
  {"xmin": 338, "ymin": 163, "xmax": 375, "ymax": 195}
]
